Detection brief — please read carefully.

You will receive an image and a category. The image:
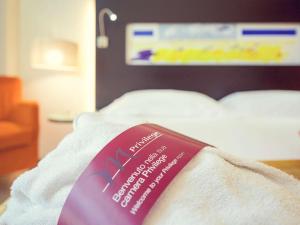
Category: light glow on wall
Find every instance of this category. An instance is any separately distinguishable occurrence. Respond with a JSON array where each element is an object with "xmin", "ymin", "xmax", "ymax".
[
  {"xmin": 31, "ymin": 38, "xmax": 78, "ymax": 71},
  {"xmin": 45, "ymin": 49, "xmax": 64, "ymax": 66}
]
